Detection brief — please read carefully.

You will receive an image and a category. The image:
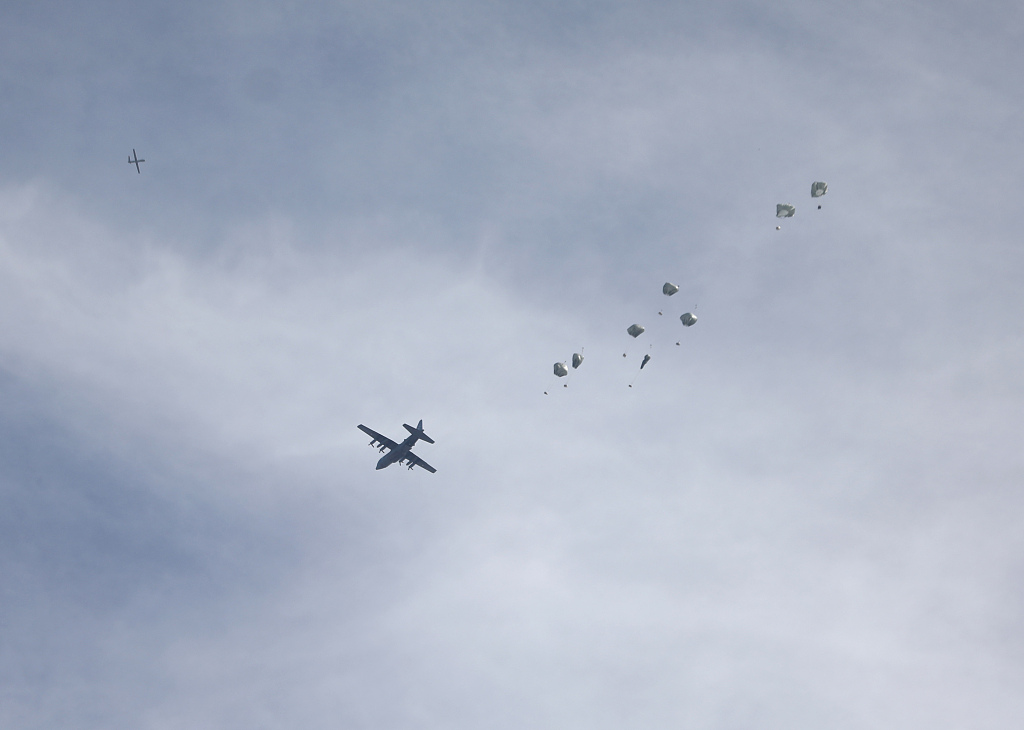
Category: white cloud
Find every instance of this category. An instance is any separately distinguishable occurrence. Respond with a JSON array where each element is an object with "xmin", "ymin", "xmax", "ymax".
[{"xmin": 3, "ymin": 2, "xmax": 1024, "ymax": 728}]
